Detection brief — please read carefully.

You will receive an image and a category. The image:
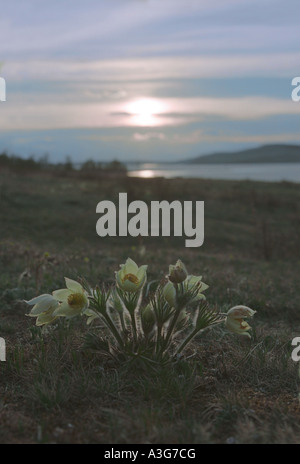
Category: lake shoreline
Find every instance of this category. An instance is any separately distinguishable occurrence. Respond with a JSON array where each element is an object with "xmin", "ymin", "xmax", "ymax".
[{"xmin": 126, "ymin": 162, "xmax": 300, "ymax": 183}]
